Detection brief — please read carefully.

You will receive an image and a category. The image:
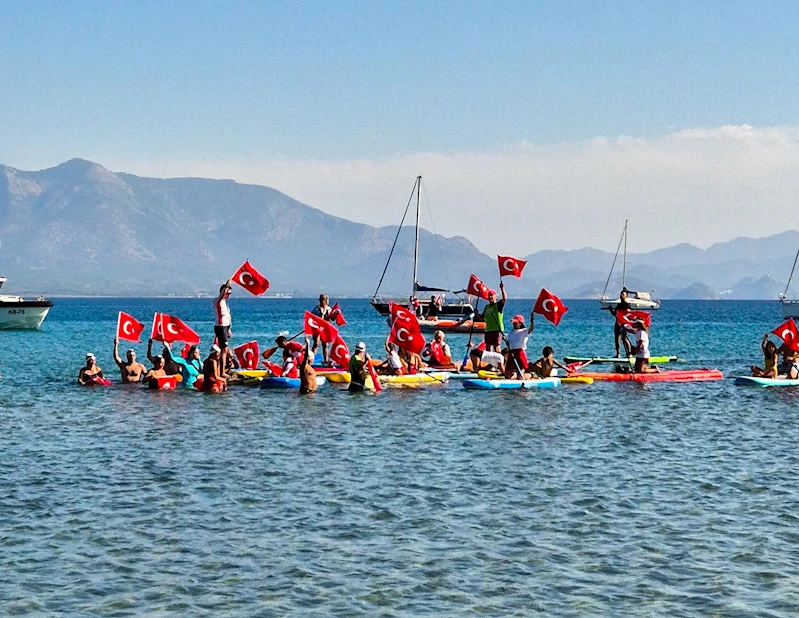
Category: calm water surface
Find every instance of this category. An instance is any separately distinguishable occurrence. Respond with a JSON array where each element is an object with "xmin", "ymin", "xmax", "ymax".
[{"xmin": 3, "ymin": 299, "xmax": 799, "ymax": 616}]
